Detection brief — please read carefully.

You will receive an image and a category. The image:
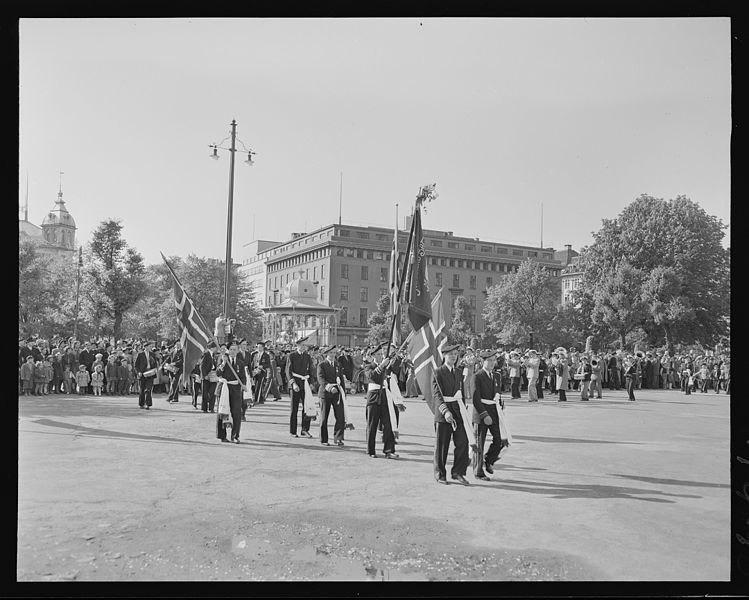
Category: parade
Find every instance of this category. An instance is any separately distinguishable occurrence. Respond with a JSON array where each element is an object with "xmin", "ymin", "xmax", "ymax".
[{"xmin": 17, "ymin": 16, "xmax": 733, "ymax": 586}]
